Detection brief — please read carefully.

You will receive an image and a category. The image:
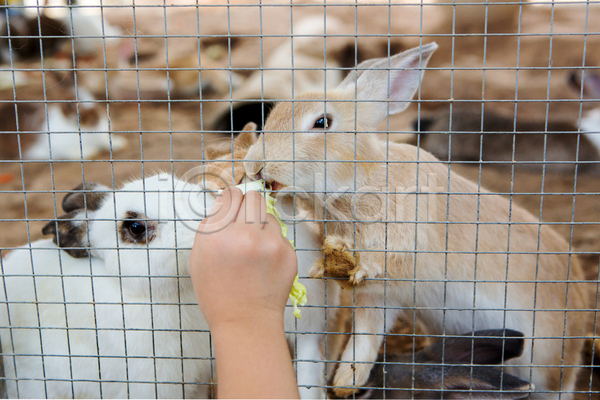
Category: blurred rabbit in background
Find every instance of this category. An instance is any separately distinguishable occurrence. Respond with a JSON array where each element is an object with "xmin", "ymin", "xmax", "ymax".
[
  {"xmin": 0, "ymin": 70, "xmax": 126, "ymax": 160},
  {"xmin": 417, "ymin": 70, "xmax": 600, "ymax": 174}
]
